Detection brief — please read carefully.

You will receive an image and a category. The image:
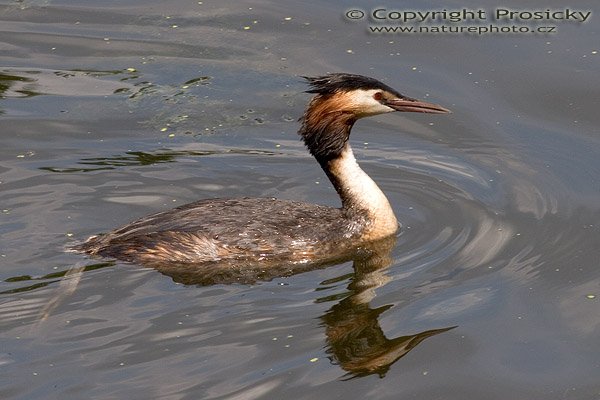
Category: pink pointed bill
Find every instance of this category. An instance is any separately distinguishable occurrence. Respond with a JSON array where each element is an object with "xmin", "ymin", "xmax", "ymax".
[{"xmin": 385, "ymin": 98, "xmax": 450, "ymax": 114}]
